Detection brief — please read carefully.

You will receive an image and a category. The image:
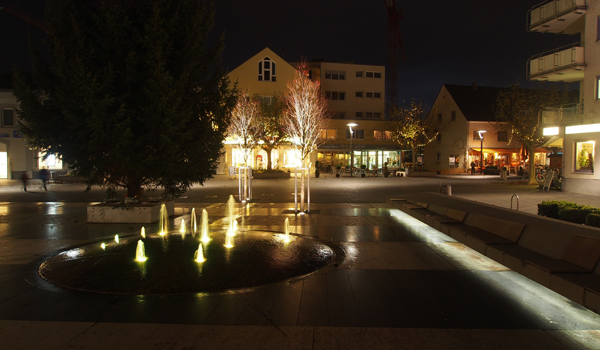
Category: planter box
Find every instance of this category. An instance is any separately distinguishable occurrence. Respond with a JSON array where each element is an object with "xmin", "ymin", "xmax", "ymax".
[
  {"xmin": 253, "ymin": 172, "xmax": 290, "ymax": 179},
  {"xmin": 87, "ymin": 201, "xmax": 174, "ymax": 223}
]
